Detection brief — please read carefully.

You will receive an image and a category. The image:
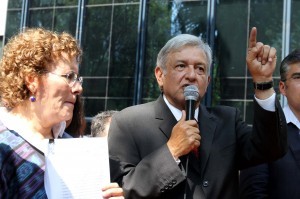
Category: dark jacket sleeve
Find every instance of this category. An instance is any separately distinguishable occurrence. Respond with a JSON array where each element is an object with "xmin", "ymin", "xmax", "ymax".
[
  {"xmin": 239, "ymin": 164, "xmax": 269, "ymax": 199},
  {"xmin": 238, "ymin": 98, "xmax": 288, "ymax": 169}
]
